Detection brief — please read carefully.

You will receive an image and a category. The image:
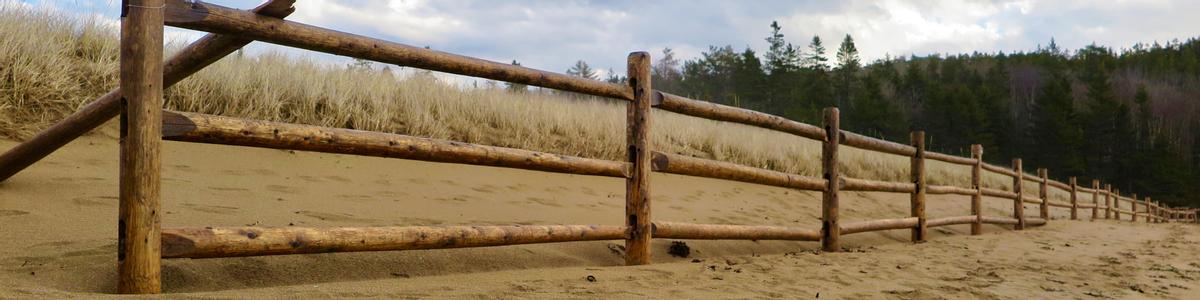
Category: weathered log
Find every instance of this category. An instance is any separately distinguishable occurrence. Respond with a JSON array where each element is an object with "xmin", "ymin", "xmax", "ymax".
[
  {"xmin": 841, "ymin": 177, "xmax": 915, "ymax": 193},
  {"xmin": 1070, "ymin": 177, "xmax": 1078, "ymax": 220},
  {"xmin": 1038, "ymin": 169, "xmax": 1049, "ymax": 219},
  {"xmin": 624, "ymin": 52, "xmax": 652, "ymax": 265},
  {"xmin": 925, "ymin": 151, "xmax": 976, "ymax": 165},
  {"xmin": 911, "ymin": 131, "xmax": 927, "ymax": 242},
  {"xmin": 1132, "ymin": 193, "xmax": 1140, "ymax": 222},
  {"xmin": 163, "ymin": 0, "xmax": 632, "ymax": 101},
  {"xmin": 1047, "ymin": 200, "xmax": 1072, "ymax": 208},
  {"xmin": 0, "ymin": 0, "xmax": 296, "ymax": 183},
  {"xmin": 1104, "ymin": 184, "xmax": 1113, "ymax": 219},
  {"xmin": 654, "ymin": 92, "xmax": 825, "ymax": 140},
  {"xmin": 841, "ymin": 131, "xmax": 916, "ymax": 156},
  {"xmin": 1022, "ymin": 195, "xmax": 1043, "ymax": 204},
  {"xmin": 1012, "ymin": 159, "xmax": 1025, "ymax": 230},
  {"xmin": 926, "ymin": 215, "xmax": 977, "ymax": 228},
  {"xmin": 1077, "ymin": 203, "xmax": 1097, "ymax": 209},
  {"xmin": 821, "ymin": 108, "xmax": 841, "ymax": 252},
  {"xmin": 970, "ymin": 144, "xmax": 984, "ymax": 235},
  {"xmin": 981, "ymin": 162, "xmax": 1018, "ymax": 177},
  {"xmin": 1025, "ymin": 217, "xmax": 1048, "ymax": 226},
  {"xmin": 1091, "ymin": 180, "xmax": 1100, "ymax": 219},
  {"xmin": 1047, "ymin": 179, "xmax": 1070, "ymax": 190},
  {"xmin": 162, "ymin": 225, "xmax": 628, "ymax": 259},
  {"xmin": 650, "ymin": 152, "xmax": 825, "ymax": 191},
  {"xmin": 981, "ymin": 216, "xmax": 1020, "ymax": 225},
  {"xmin": 118, "ymin": 1, "xmax": 165, "ymax": 293},
  {"xmin": 162, "ymin": 111, "xmax": 629, "ymax": 178},
  {"xmin": 652, "ymin": 222, "xmax": 820, "ymax": 241},
  {"xmin": 980, "ymin": 187, "xmax": 1017, "ymax": 199},
  {"xmin": 926, "ymin": 184, "xmax": 976, "ymax": 196},
  {"xmin": 840, "ymin": 217, "xmax": 920, "ymax": 235}
]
